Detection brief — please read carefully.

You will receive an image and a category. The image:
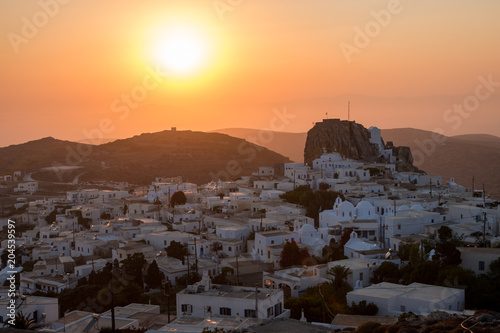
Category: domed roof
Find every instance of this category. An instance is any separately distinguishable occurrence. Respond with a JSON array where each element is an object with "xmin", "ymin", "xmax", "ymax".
[
  {"xmin": 410, "ymin": 204, "xmax": 424, "ymax": 211},
  {"xmin": 399, "ymin": 205, "xmax": 410, "ymax": 211},
  {"xmin": 321, "ymin": 209, "xmax": 335, "ymax": 217},
  {"xmin": 337, "ymin": 200, "xmax": 355, "ymax": 211},
  {"xmin": 301, "ymin": 223, "xmax": 316, "ymax": 233},
  {"xmin": 356, "ymin": 200, "xmax": 374, "ymax": 210}
]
